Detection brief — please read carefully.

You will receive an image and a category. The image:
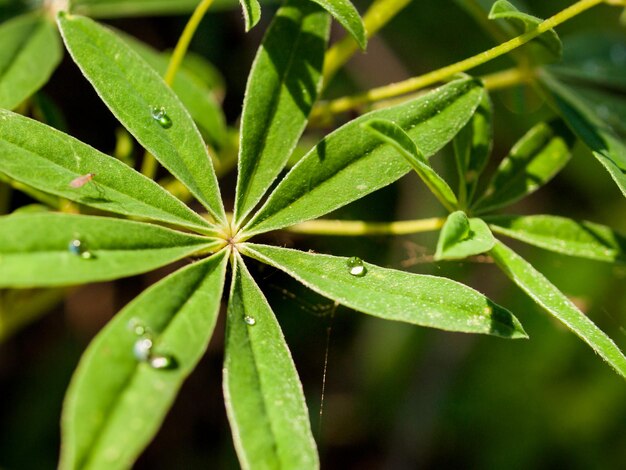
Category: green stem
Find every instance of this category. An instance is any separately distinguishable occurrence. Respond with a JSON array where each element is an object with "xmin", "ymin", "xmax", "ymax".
[
  {"xmin": 141, "ymin": 0, "xmax": 215, "ymax": 178},
  {"xmin": 164, "ymin": 0, "xmax": 215, "ymax": 85},
  {"xmin": 313, "ymin": 0, "xmax": 604, "ymax": 118},
  {"xmin": 284, "ymin": 217, "xmax": 445, "ymax": 236},
  {"xmin": 323, "ymin": 0, "xmax": 411, "ymax": 85}
]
